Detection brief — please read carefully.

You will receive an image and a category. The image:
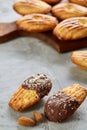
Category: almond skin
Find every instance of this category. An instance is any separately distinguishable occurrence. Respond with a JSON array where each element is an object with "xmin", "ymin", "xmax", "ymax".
[
  {"xmin": 34, "ymin": 112, "xmax": 43, "ymax": 122},
  {"xmin": 18, "ymin": 116, "xmax": 36, "ymax": 126}
]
